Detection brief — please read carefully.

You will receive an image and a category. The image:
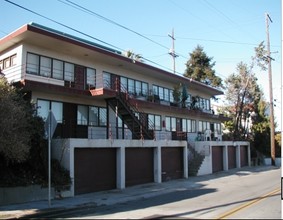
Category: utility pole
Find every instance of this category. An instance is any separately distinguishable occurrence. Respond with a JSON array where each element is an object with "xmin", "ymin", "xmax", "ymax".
[
  {"xmin": 168, "ymin": 29, "xmax": 178, "ymax": 74},
  {"xmin": 265, "ymin": 12, "xmax": 276, "ymax": 166}
]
